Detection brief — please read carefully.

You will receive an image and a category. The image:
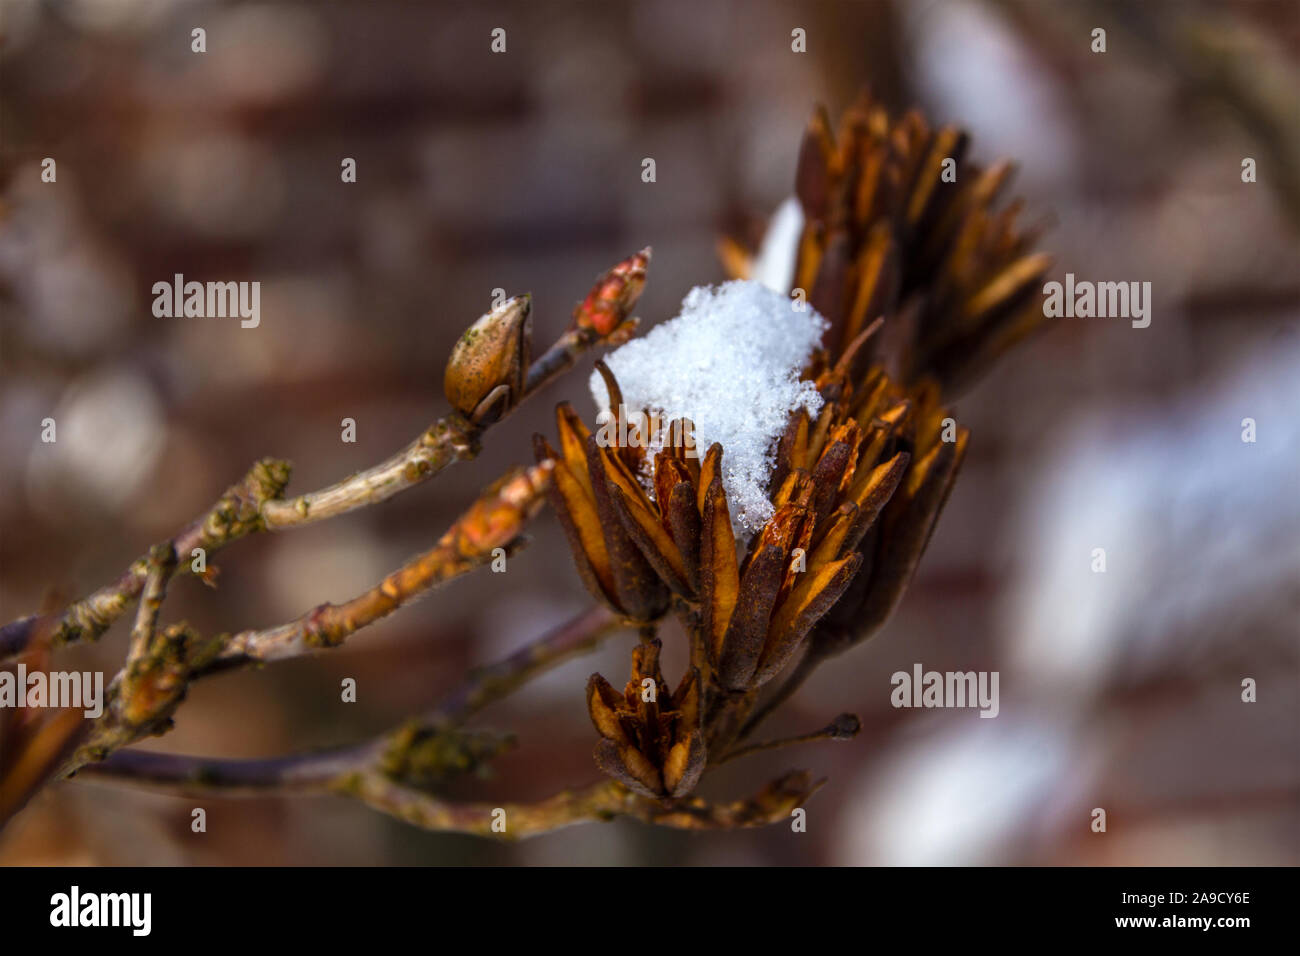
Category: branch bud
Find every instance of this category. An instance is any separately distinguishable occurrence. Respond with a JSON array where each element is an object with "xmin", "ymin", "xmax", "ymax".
[
  {"xmin": 573, "ymin": 248, "xmax": 650, "ymax": 337},
  {"xmin": 444, "ymin": 295, "xmax": 533, "ymax": 424}
]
